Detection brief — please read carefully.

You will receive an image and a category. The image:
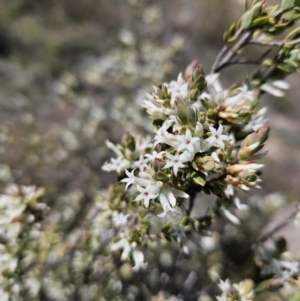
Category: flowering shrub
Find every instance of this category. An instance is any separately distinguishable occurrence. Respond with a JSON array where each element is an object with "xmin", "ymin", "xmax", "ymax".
[{"xmin": 1, "ymin": 0, "xmax": 300, "ymax": 301}]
